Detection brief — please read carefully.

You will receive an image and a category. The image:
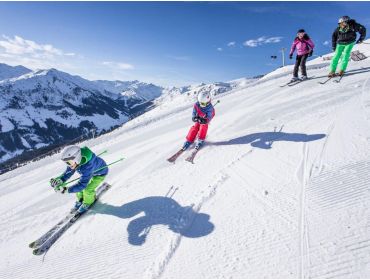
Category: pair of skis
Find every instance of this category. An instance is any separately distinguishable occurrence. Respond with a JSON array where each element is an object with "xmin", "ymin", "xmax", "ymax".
[
  {"xmin": 319, "ymin": 74, "xmax": 345, "ymax": 84},
  {"xmin": 29, "ymin": 183, "xmax": 111, "ymax": 255},
  {"xmin": 167, "ymin": 147, "xmax": 200, "ymax": 164},
  {"xmin": 280, "ymin": 76, "xmax": 315, "ymax": 87}
]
